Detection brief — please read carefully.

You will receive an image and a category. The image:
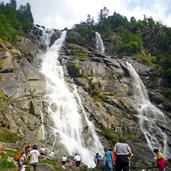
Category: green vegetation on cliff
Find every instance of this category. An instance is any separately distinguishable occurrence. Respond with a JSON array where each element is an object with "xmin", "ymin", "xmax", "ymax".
[
  {"xmin": 0, "ymin": 0, "xmax": 33, "ymax": 43},
  {"xmin": 67, "ymin": 7, "xmax": 171, "ymax": 94},
  {"xmin": 0, "ymin": 127, "xmax": 21, "ymax": 143}
]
